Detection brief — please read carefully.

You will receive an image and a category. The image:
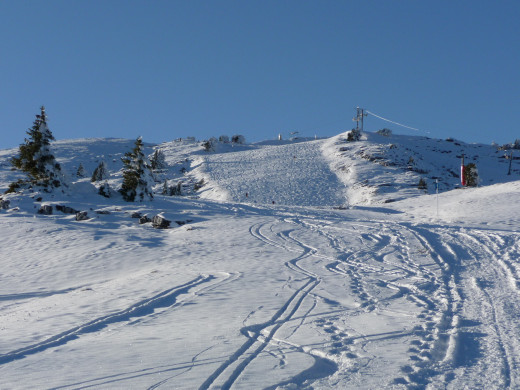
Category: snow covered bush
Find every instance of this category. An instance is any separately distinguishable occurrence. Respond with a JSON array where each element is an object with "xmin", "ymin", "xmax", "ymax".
[
  {"xmin": 119, "ymin": 137, "xmax": 154, "ymax": 202},
  {"xmin": 347, "ymin": 129, "xmax": 361, "ymax": 142},
  {"xmin": 231, "ymin": 135, "xmax": 245, "ymax": 144},
  {"xmin": 202, "ymin": 137, "xmax": 217, "ymax": 152},
  {"xmin": 377, "ymin": 128, "xmax": 392, "ymax": 137},
  {"xmin": 219, "ymin": 135, "xmax": 230, "ymax": 143},
  {"xmin": 98, "ymin": 180, "xmax": 112, "ymax": 198},
  {"xmin": 193, "ymin": 178, "xmax": 205, "ymax": 191},
  {"xmin": 9, "ymin": 106, "xmax": 63, "ymax": 191}
]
